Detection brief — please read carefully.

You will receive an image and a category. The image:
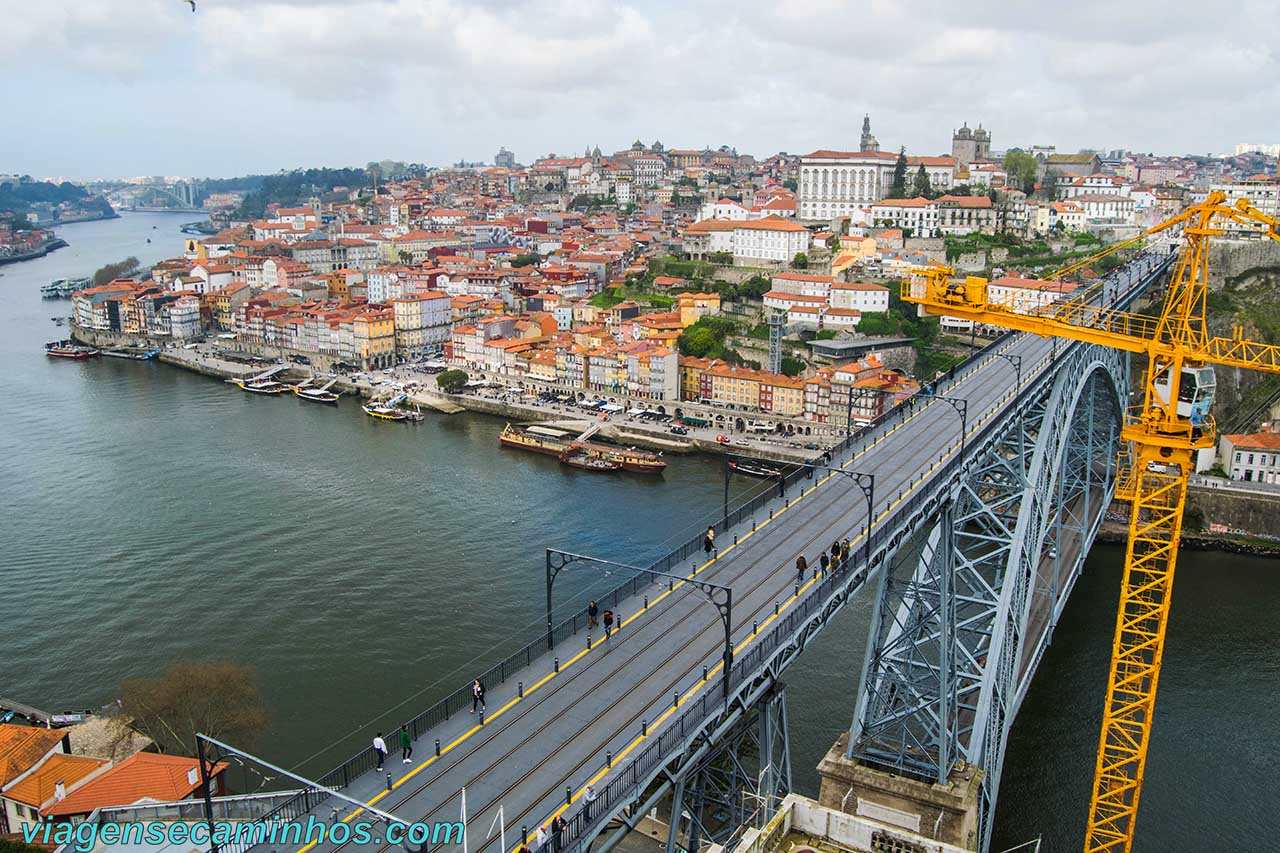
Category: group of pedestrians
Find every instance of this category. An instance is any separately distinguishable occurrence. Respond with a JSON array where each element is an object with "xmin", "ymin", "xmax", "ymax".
[
  {"xmin": 588, "ymin": 600, "xmax": 616, "ymax": 638},
  {"xmin": 796, "ymin": 538, "xmax": 853, "ymax": 583}
]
